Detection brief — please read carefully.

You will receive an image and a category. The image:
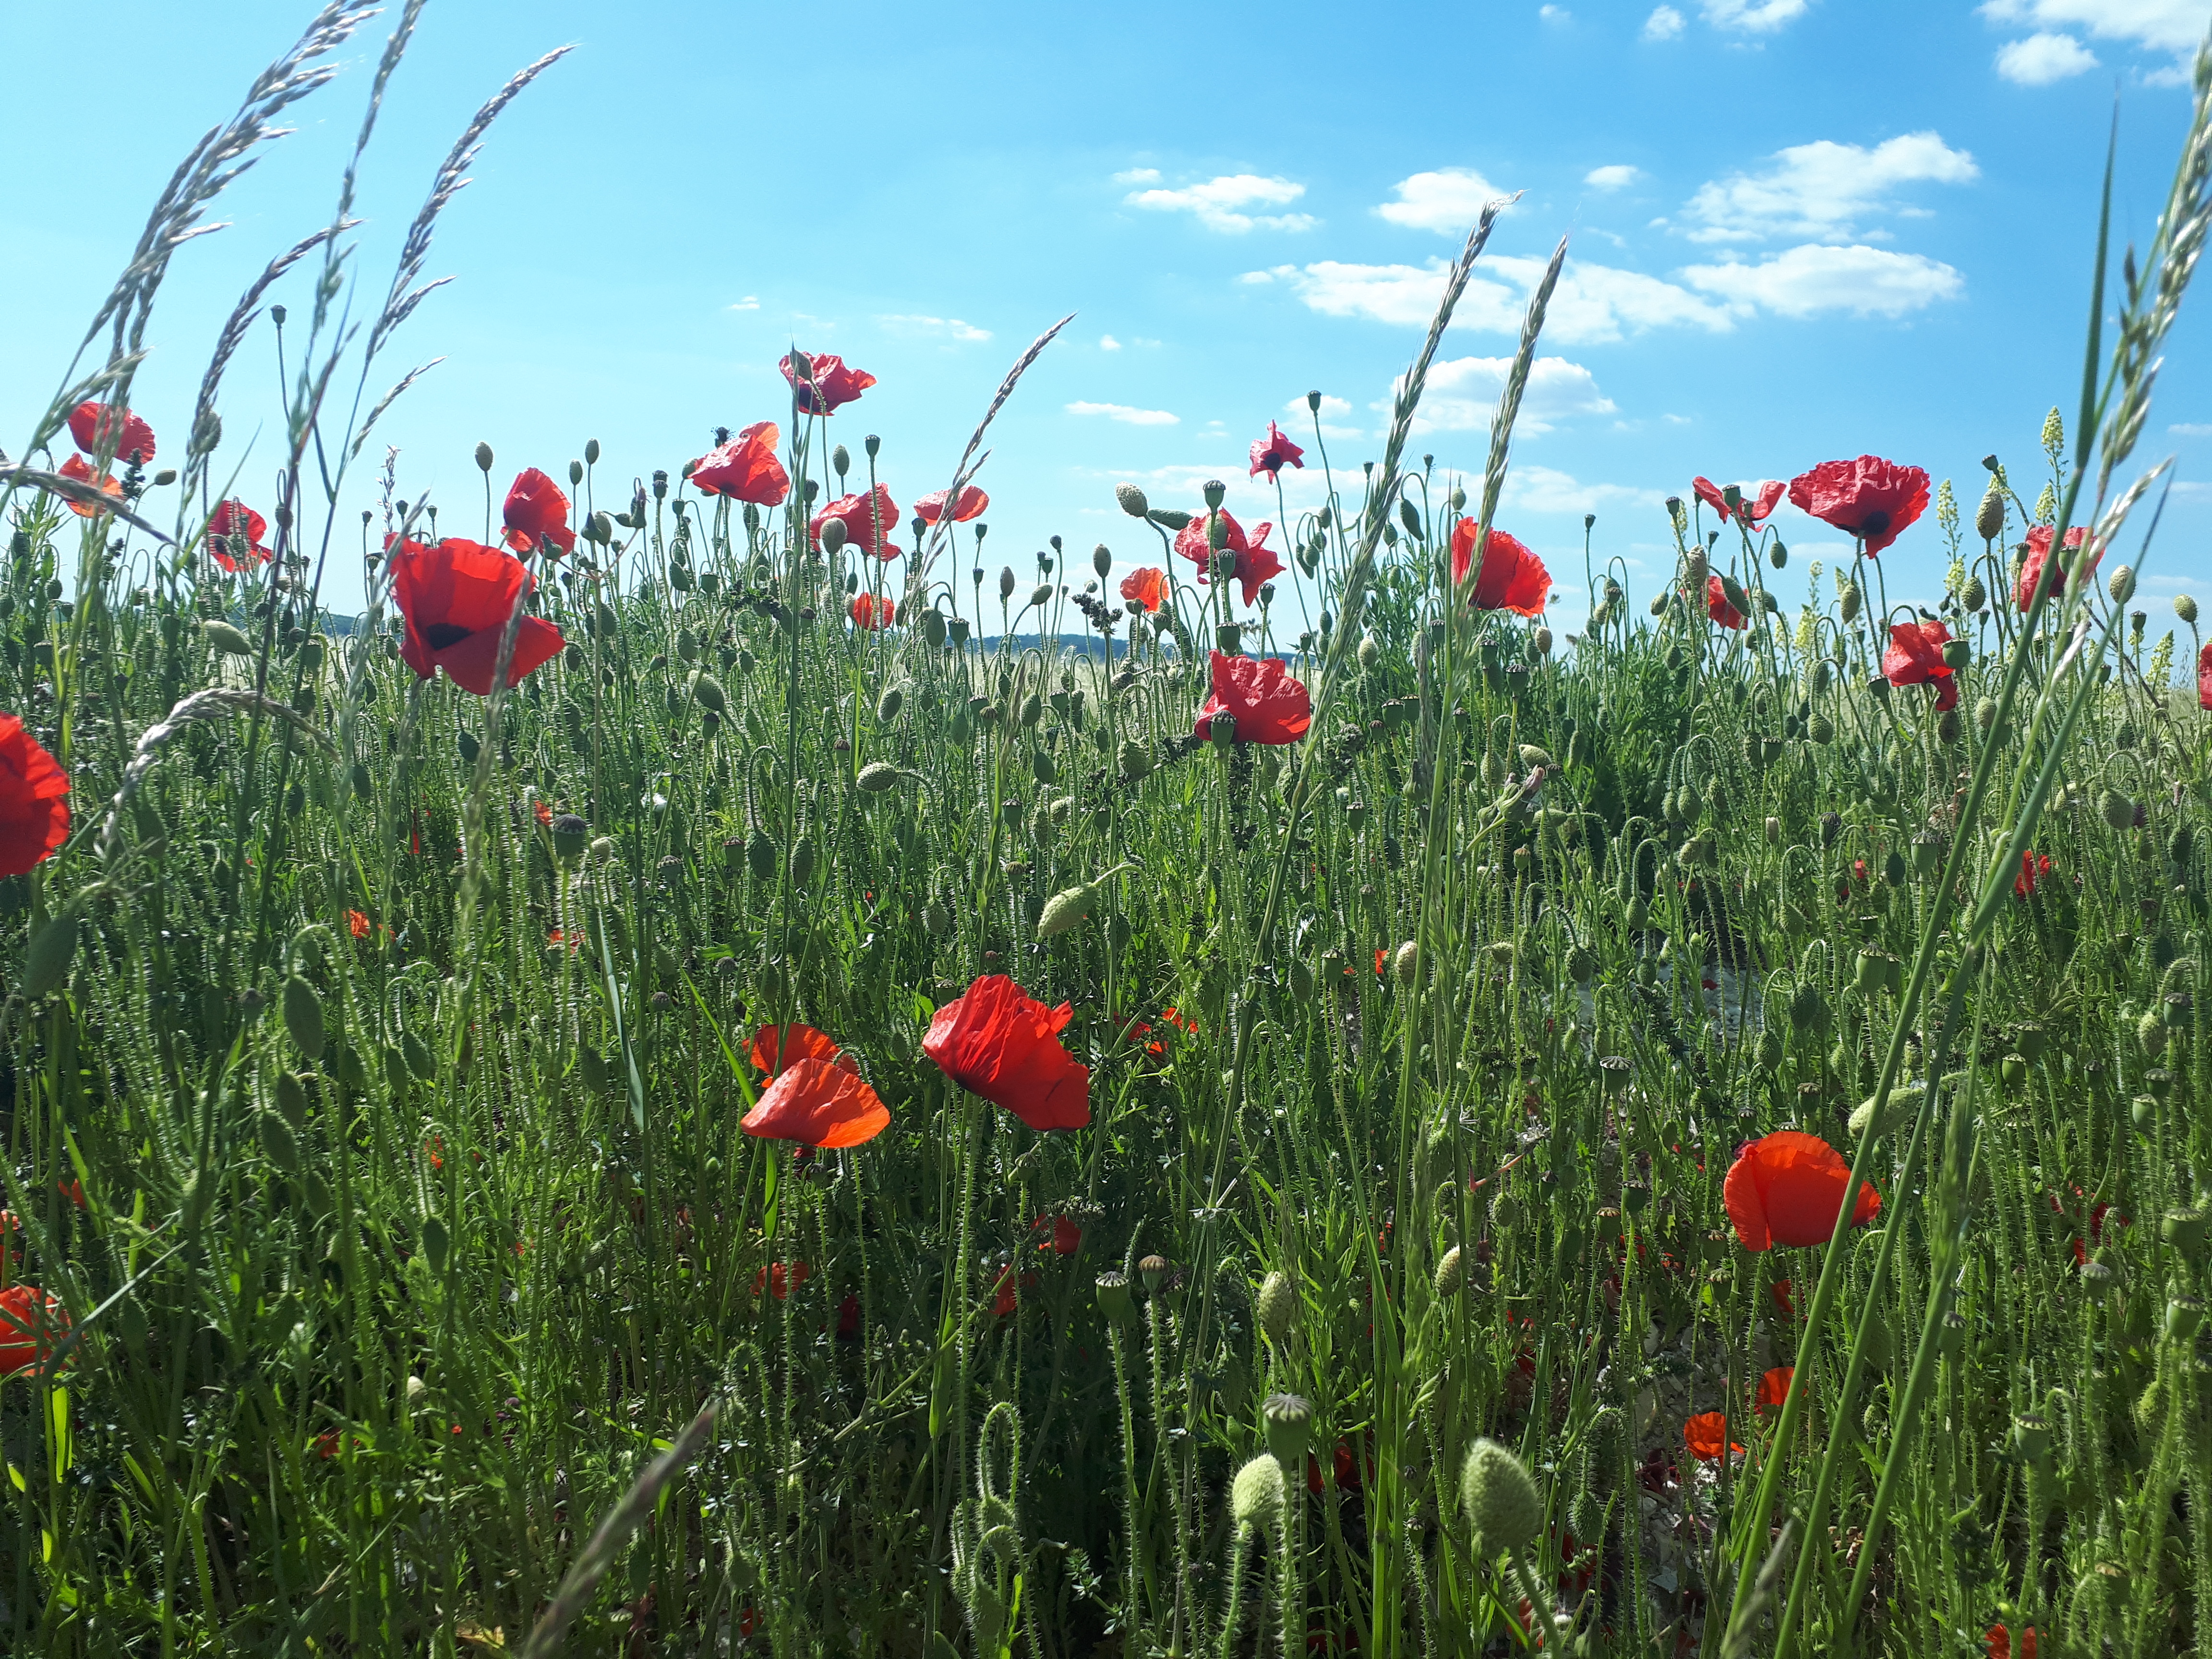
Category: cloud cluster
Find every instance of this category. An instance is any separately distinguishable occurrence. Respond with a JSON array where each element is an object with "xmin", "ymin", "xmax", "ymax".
[
  {"xmin": 877, "ymin": 314, "xmax": 991, "ymax": 342},
  {"xmin": 1066, "ymin": 401, "xmax": 1178, "ymax": 426},
  {"xmin": 1395, "ymin": 356, "xmax": 1620, "ymax": 434},
  {"xmin": 1679, "ymin": 133, "xmax": 1979, "ymax": 244},
  {"xmin": 1123, "ymin": 174, "xmax": 1317, "ymax": 233}
]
